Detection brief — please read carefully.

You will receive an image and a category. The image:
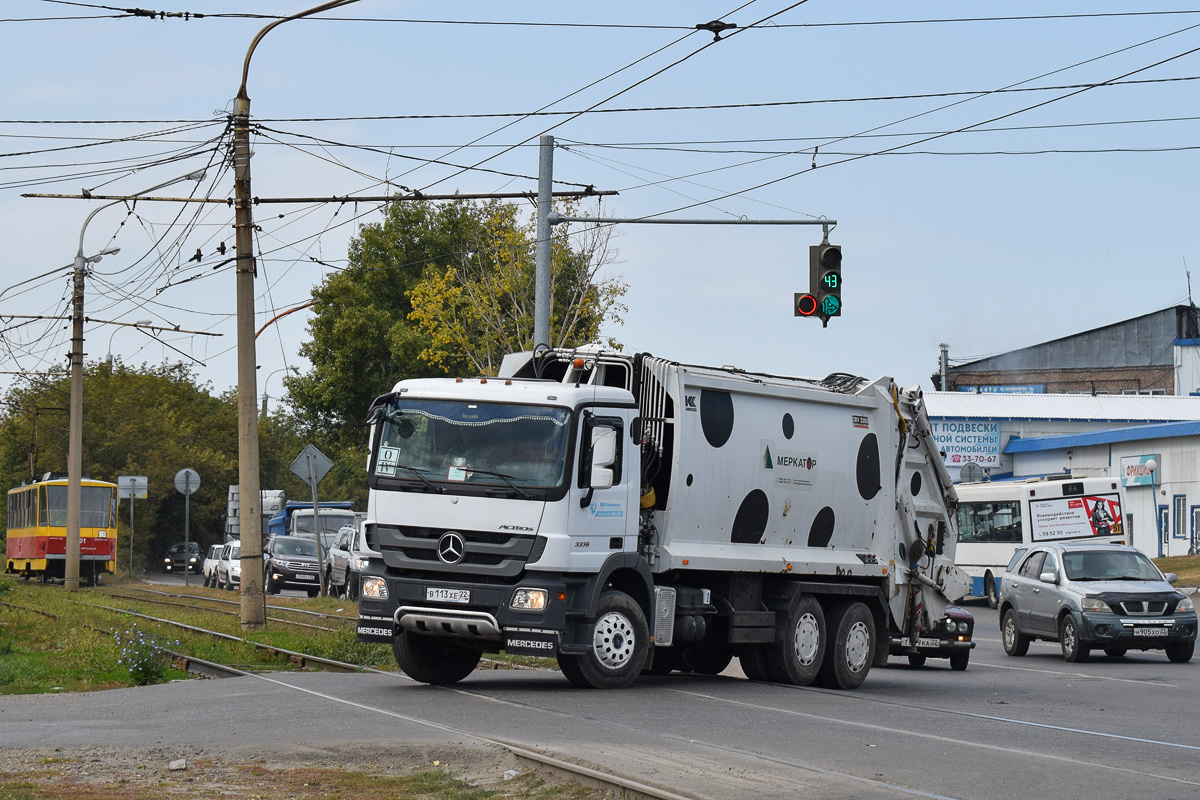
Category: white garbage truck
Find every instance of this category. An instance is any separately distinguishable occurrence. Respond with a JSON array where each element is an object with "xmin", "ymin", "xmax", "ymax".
[{"xmin": 356, "ymin": 347, "xmax": 973, "ymax": 689}]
